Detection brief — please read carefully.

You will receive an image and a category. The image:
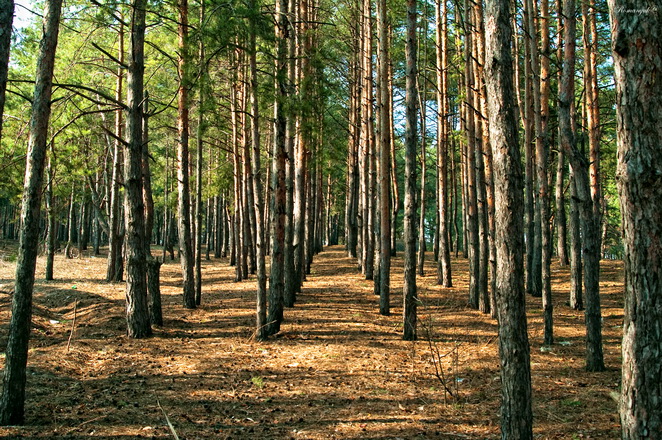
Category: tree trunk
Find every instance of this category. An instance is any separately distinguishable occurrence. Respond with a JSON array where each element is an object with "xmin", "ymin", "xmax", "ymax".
[
  {"xmin": 107, "ymin": 22, "xmax": 125, "ymax": 282},
  {"xmin": 464, "ymin": 0, "xmax": 479, "ymax": 310},
  {"xmin": 483, "ymin": 0, "xmax": 533, "ymax": 435},
  {"xmin": 267, "ymin": 0, "xmax": 288, "ymax": 337},
  {"xmin": 0, "ymin": 0, "xmax": 62, "ymax": 425},
  {"xmin": 377, "ymin": 0, "xmax": 390, "ymax": 316},
  {"xmin": 177, "ymin": 0, "xmax": 196, "ymax": 309},
  {"xmin": 608, "ymin": 0, "xmax": 662, "ymax": 436},
  {"xmin": 0, "ymin": 0, "xmax": 13, "ymax": 144},
  {"xmin": 194, "ymin": 3, "xmax": 205, "ymax": 305},
  {"xmin": 123, "ymin": 0, "xmax": 152, "ymax": 339},
  {"xmin": 559, "ymin": 0, "xmax": 603, "ymax": 371},
  {"xmin": 402, "ymin": 0, "xmax": 418, "ymax": 342},
  {"xmin": 45, "ymin": 157, "xmax": 56, "ymax": 281},
  {"xmin": 435, "ymin": 0, "xmax": 451, "ymax": 288}
]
